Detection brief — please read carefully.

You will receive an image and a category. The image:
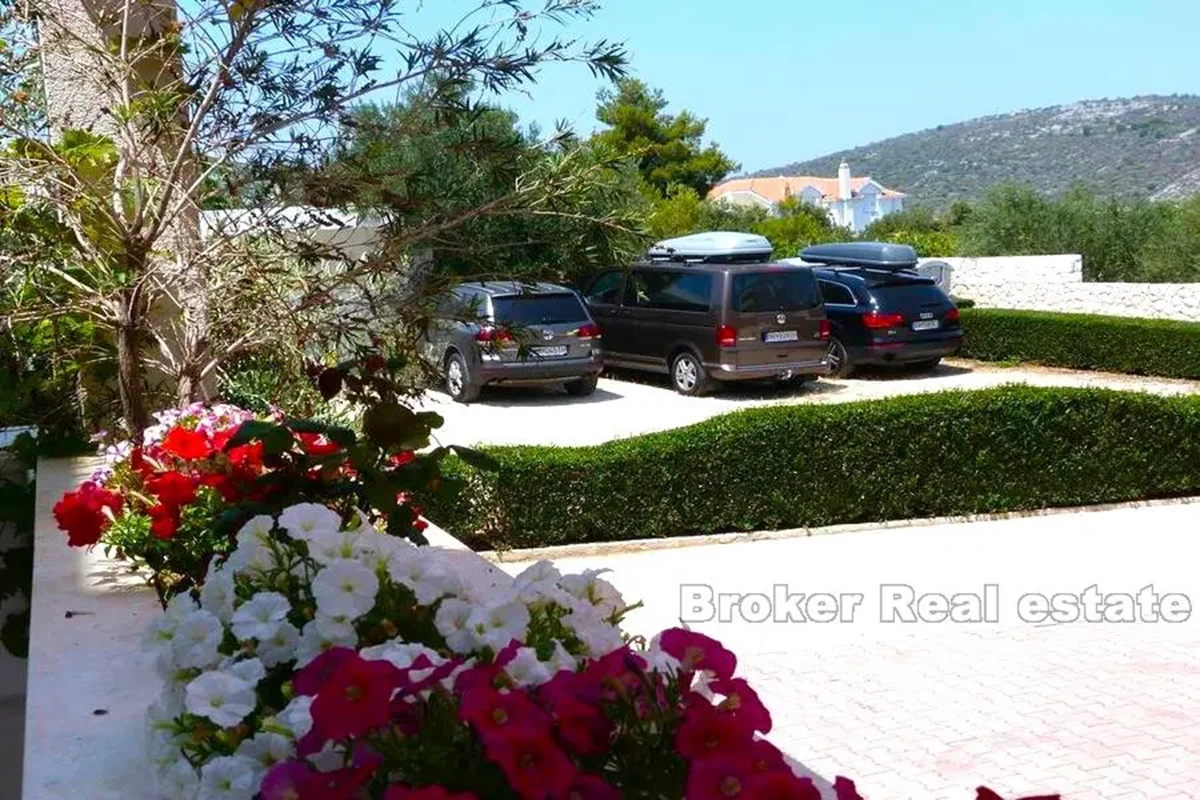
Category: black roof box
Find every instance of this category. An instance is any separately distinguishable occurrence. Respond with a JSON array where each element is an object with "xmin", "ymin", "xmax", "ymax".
[{"xmin": 798, "ymin": 241, "xmax": 919, "ymax": 270}]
